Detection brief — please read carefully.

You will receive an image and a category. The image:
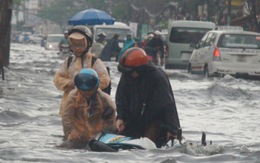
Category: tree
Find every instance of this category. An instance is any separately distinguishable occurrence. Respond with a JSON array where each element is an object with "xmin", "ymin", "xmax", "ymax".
[
  {"xmin": 0, "ymin": 0, "xmax": 13, "ymax": 70},
  {"xmin": 205, "ymin": 0, "xmax": 226, "ymax": 25},
  {"xmin": 37, "ymin": 0, "xmax": 88, "ymax": 29},
  {"xmin": 246, "ymin": 0, "xmax": 260, "ymax": 31},
  {"xmin": 36, "ymin": 0, "xmax": 131, "ymax": 28}
]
